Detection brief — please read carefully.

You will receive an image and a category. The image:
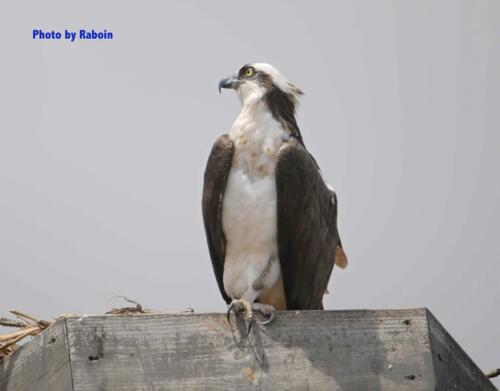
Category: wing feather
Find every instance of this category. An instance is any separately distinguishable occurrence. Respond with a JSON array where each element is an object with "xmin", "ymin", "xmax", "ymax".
[
  {"xmin": 202, "ymin": 135, "xmax": 234, "ymax": 304},
  {"xmin": 276, "ymin": 138, "xmax": 346, "ymax": 310}
]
